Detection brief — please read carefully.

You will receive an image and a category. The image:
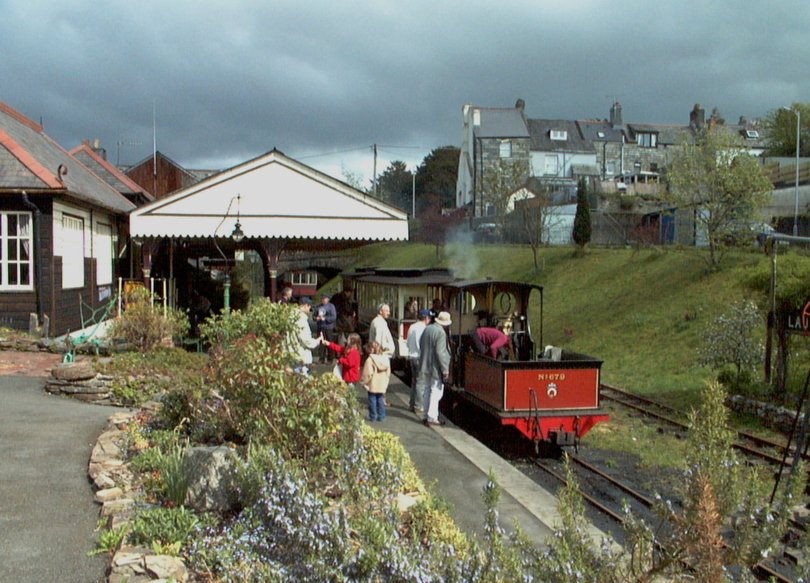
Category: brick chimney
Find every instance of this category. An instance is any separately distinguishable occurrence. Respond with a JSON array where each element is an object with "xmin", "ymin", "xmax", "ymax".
[
  {"xmin": 689, "ymin": 104, "xmax": 705, "ymax": 129},
  {"xmin": 609, "ymin": 101, "xmax": 622, "ymax": 128}
]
